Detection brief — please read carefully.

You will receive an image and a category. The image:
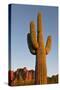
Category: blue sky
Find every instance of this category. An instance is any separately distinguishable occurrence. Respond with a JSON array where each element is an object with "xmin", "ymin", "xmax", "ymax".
[{"xmin": 10, "ymin": 4, "xmax": 58, "ymax": 76}]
